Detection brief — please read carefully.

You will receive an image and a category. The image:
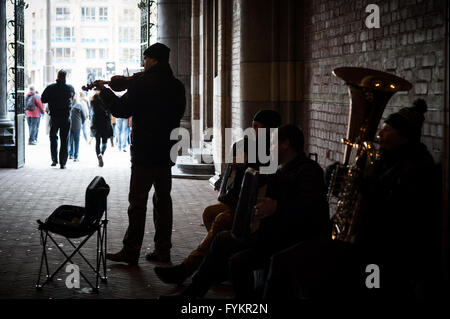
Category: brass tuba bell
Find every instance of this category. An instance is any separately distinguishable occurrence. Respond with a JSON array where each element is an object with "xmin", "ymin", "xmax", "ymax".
[{"xmin": 329, "ymin": 67, "xmax": 412, "ymax": 242}]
